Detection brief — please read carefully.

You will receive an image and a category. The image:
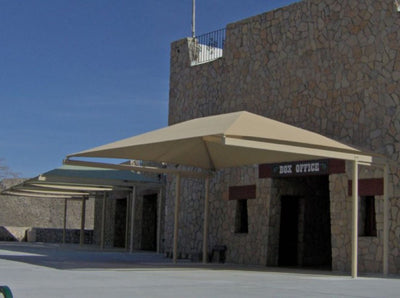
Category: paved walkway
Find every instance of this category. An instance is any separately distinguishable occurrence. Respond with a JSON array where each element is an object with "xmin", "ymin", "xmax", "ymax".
[{"xmin": 1, "ymin": 242, "xmax": 400, "ymax": 297}]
